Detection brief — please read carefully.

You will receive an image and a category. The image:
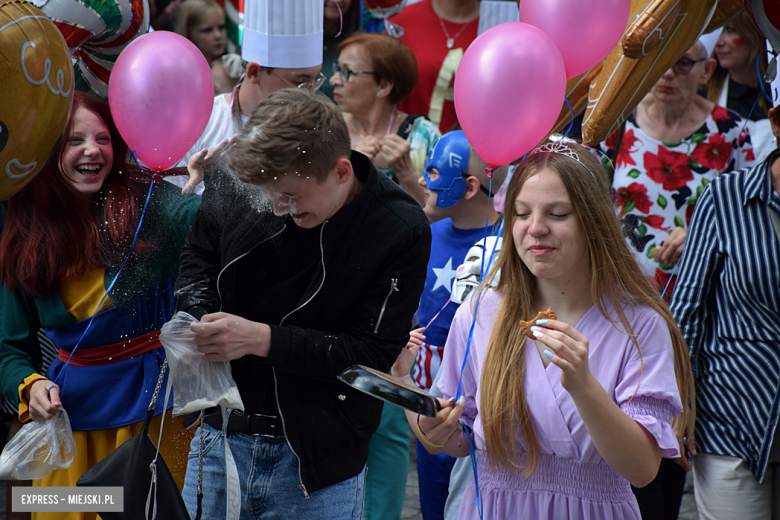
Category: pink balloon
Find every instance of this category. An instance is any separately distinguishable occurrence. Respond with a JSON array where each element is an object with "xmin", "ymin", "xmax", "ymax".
[
  {"xmin": 520, "ymin": 0, "xmax": 630, "ymax": 79},
  {"xmin": 108, "ymin": 31, "xmax": 214, "ymax": 171},
  {"xmin": 454, "ymin": 23, "xmax": 566, "ymax": 167}
]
